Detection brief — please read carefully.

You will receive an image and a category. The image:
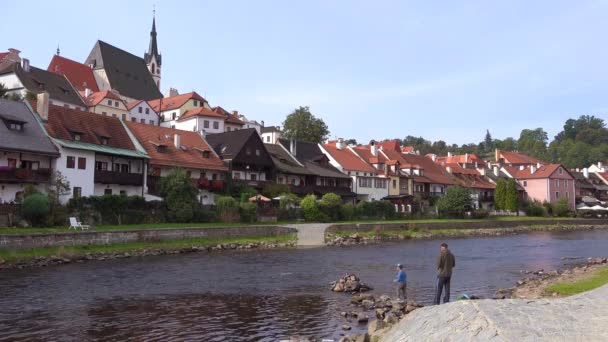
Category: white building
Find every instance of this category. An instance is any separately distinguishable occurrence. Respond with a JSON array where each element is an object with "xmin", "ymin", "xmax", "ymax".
[
  {"xmin": 261, "ymin": 126, "xmax": 282, "ymax": 143},
  {"xmin": 127, "ymin": 100, "xmax": 159, "ymax": 125}
]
